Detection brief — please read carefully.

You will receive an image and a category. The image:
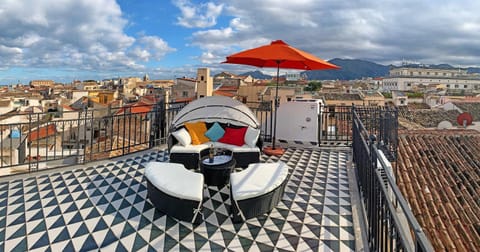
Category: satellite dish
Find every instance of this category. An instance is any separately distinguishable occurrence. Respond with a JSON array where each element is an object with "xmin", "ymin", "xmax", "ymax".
[
  {"xmin": 457, "ymin": 112, "xmax": 473, "ymax": 127},
  {"xmin": 437, "ymin": 121, "xmax": 453, "ymax": 129}
]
